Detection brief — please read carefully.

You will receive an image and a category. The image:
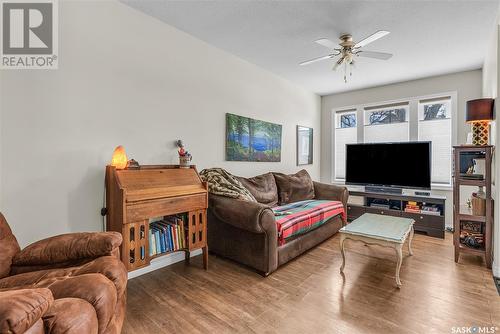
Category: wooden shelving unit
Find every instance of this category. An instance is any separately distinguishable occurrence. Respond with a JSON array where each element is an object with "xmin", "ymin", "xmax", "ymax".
[
  {"xmin": 105, "ymin": 165, "xmax": 208, "ymax": 272},
  {"xmin": 453, "ymin": 145, "xmax": 493, "ymax": 268}
]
